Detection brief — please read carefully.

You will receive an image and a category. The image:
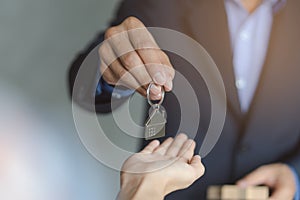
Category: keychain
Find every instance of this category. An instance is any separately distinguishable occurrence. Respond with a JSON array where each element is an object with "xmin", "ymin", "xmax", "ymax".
[{"xmin": 144, "ymin": 83, "xmax": 167, "ymax": 140}]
